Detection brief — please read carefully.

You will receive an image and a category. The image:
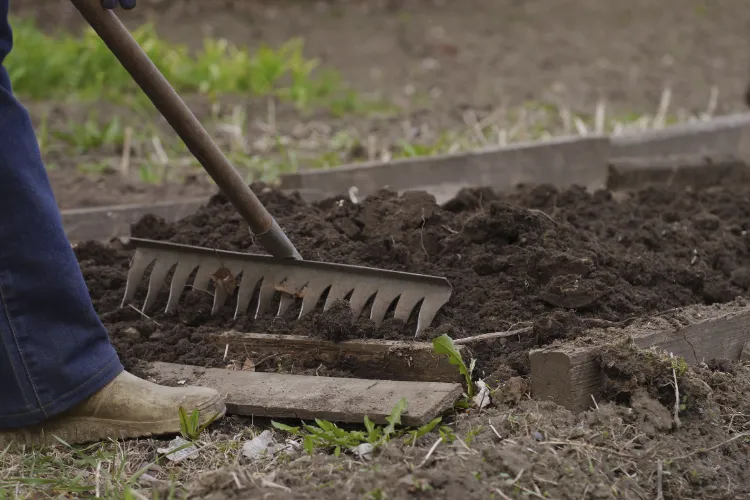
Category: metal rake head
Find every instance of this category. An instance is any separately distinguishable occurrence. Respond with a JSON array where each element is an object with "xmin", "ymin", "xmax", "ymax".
[{"xmin": 121, "ymin": 238, "xmax": 453, "ymax": 336}]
